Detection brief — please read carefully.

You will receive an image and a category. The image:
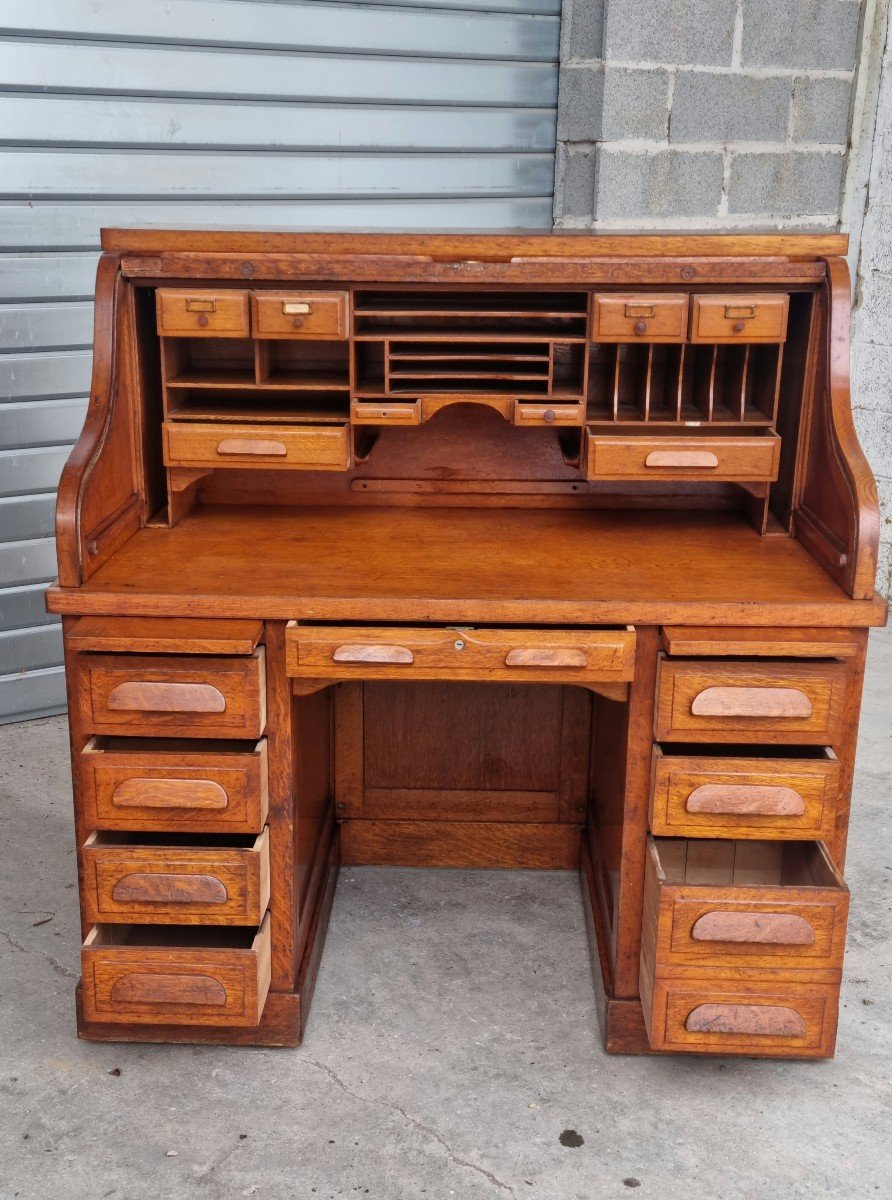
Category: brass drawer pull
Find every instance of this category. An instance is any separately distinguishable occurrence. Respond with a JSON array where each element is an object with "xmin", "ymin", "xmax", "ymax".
[
  {"xmin": 184, "ymin": 298, "xmax": 216, "ymax": 313},
  {"xmin": 216, "ymin": 438, "xmax": 288, "ymax": 457},
  {"xmin": 686, "ymin": 783, "xmax": 806, "ymax": 816},
  {"xmin": 107, "ymin": 681, "xmax": 227, "ymax": 714},
  {"xmin": 691, "ymin": 686, "xmax": 813, "ymax": 718},
  {"xmin": 691, "ymin": 911, "xmax": 816, "ymax": 945},
  {"xmin": 685, "ymin": 1003, "xmax": 806, "ymax": 1037},
  {"xmin": 332, "ymin": 644, "xmax": 414, "ymax": 664},
  {"xmin": 504, "ymin": 647, "xmax": 588, "ymax": 668},
  {"xmin": 645, "ymin": 450, "xmax": 719, "ymax": 469},
  {"xmin": 111, "ymin": 872, "xmax": 229, "ymax": 905},
  {"xmin": 110, "ymin": 972, "xmax": 227, "ymax": 1007},
  {"xmin": 282, "ymin": 301, "xmax": 312, "ymax": 315},
  {"xmin": 111, "ymin": 778, "xmax": 229, "ymax": 810},
  {"xmin": 624, "ymin": 303, "xmax": 656, "ymax": 318},
  {"xmin": 724, "ymin": 304, "xmax": 756, "ymax": 320}
]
